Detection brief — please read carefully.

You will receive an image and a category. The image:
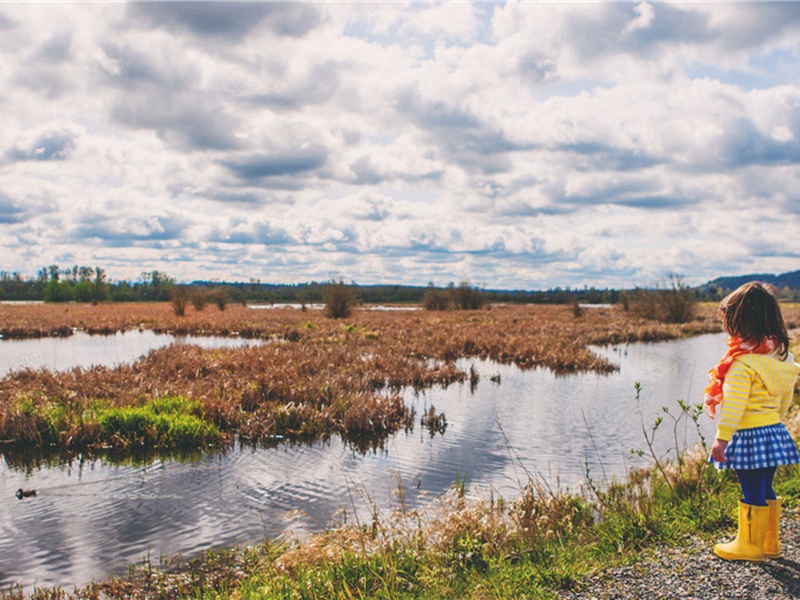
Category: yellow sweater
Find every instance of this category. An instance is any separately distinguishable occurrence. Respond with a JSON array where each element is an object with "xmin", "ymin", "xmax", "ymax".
[{"xmin": 716, "ymin": 352, "xmax": 800, "ymax": 442}]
